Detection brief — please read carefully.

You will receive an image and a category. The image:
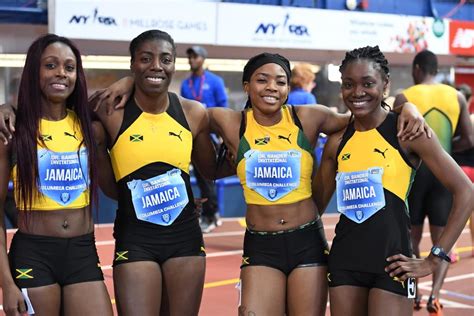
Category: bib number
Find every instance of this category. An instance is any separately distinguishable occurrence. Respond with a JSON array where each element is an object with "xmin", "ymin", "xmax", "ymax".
[
  {"xmin": 128, "ymin": 169, "xmax": 189, "ymax": 226},
  {"xmin": 245, "ymin": 150, "xmax": 301, "ymax": 202},
  {"xmin": 37, "ymin": 148, "xmax": 88, "ymax": 206},
  {"xmin": 336, "ymin": 167, "xmax": 385, "ymax": 223}
]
